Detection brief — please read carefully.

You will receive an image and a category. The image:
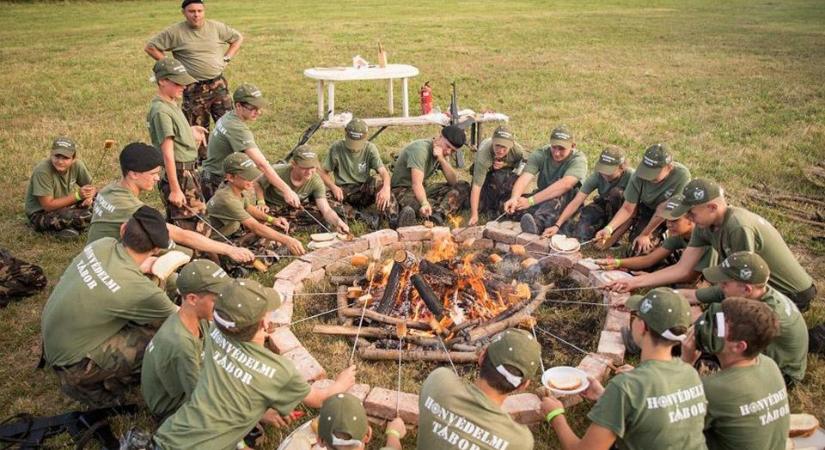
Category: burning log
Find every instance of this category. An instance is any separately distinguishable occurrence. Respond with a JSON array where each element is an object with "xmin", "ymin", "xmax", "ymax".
[
  {"xmin": 340, "ymin": 307, "xmax": 431, "ymax": 330},
  {"xmin": 467, "ymin": 285, "xmax": 550, "ymax": 343},
  {"xmin": 418, "ymin": 259, "xmax": 457, "ymax": 284},
  {"xmin": 358, "ymin": 347, "xmax": 479, "ymax": 363},
  {"xmin": 313, "ymin": 324, "xmax": 440, "ymax": 347},
  {"xmin": 375, "ymin": 250, "xmax": 417, "ymax": 315},
  {"xmin": 411, "ymin": 274, "xmax": 444, "ymax": 320}
]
